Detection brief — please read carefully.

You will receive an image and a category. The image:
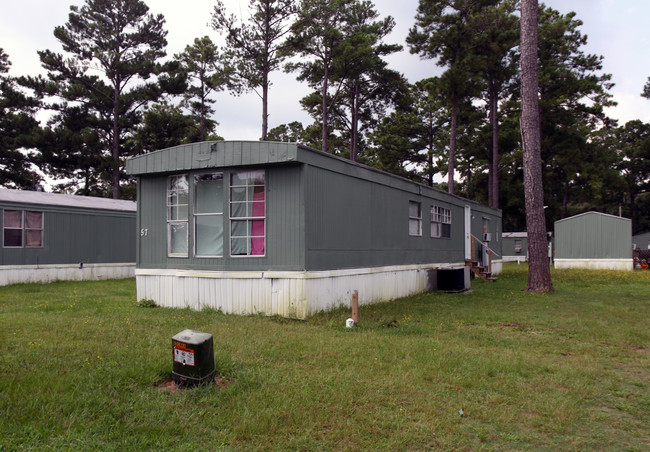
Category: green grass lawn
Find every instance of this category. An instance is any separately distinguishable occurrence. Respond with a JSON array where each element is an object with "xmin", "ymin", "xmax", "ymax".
[{"xmin": 1, "ymin": 264, "xmax": 648, "ymax": 451}]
